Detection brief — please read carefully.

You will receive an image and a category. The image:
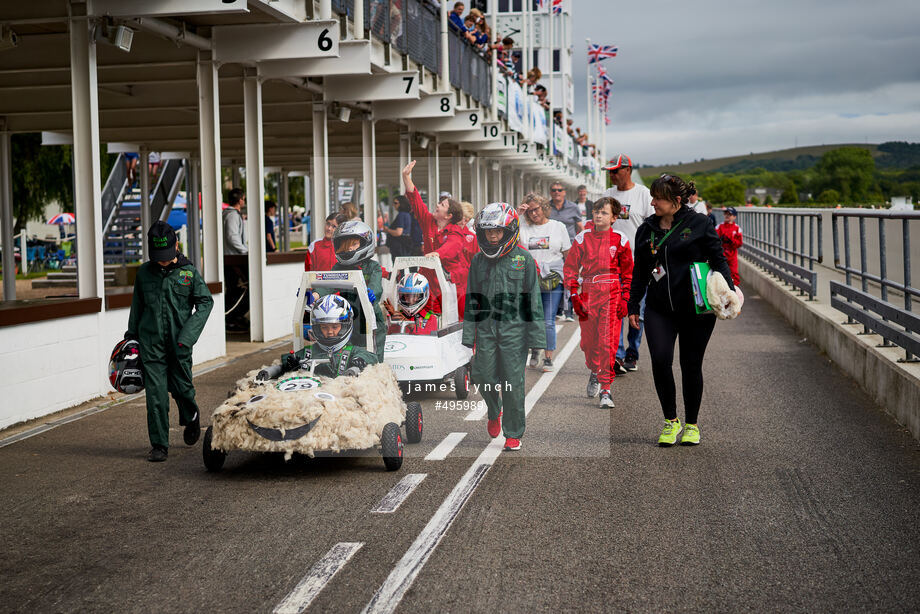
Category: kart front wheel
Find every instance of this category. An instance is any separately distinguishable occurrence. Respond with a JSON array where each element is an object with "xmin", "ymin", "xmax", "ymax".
[
  {"xmin": 202, "ymin": 426, "xmax": 227, "ymax": 472},
  {"xmin": 454, "ymin": 365, "xmax": 470, "ymax": 400},
  {"xmin": 381, "ymin": 422, "xmax": 403, "ymax": 471},
  {"xmin": 405, "ymin": 402, "xmax": 423, "ymax": 444}
]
